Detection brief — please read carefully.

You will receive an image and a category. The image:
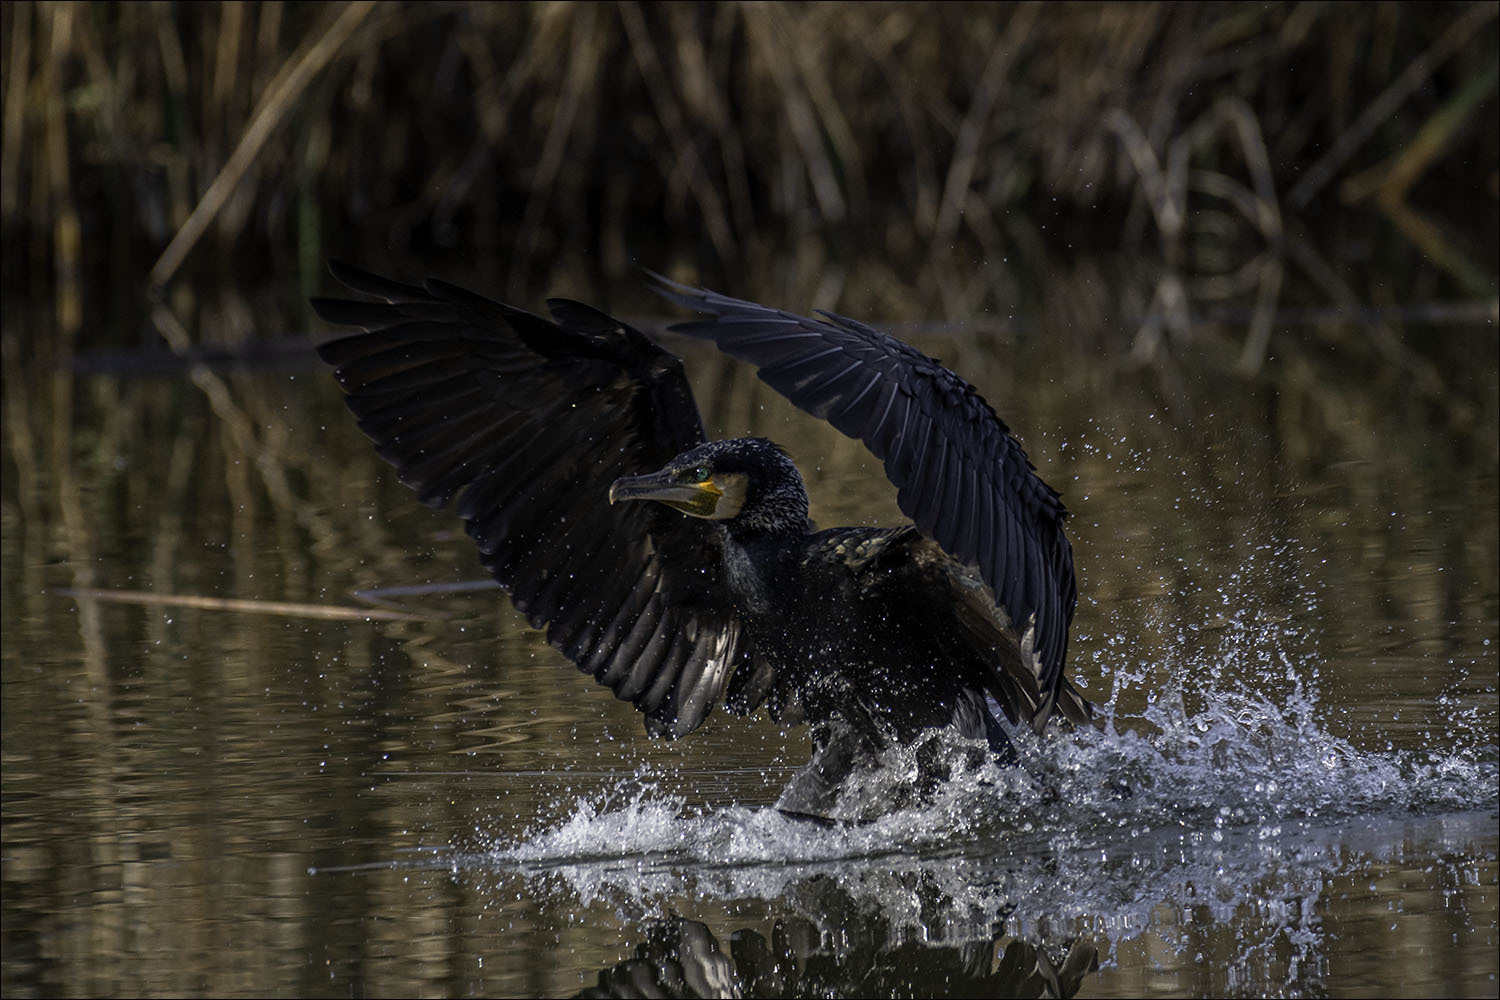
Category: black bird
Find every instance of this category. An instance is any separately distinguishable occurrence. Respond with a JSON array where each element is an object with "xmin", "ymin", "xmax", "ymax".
[{"xmin": 312, "ymin": 264, "xmax": 1091, "ymax": 817}]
